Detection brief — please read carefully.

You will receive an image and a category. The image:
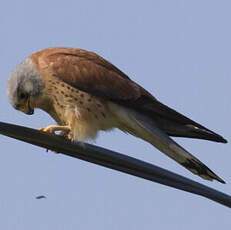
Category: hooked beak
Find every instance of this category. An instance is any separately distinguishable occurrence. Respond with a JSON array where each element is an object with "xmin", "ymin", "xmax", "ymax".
[
  {"xmin": 26, "ymin": 98, "xmax": 34, "ymax": 115},
  {"xmin": 25, "ymin": 107, "xmax": 34, "ymax": 115},
  {"xmin": 14, "ymin": 99, "xmax": 34, "ymax": 115}
]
